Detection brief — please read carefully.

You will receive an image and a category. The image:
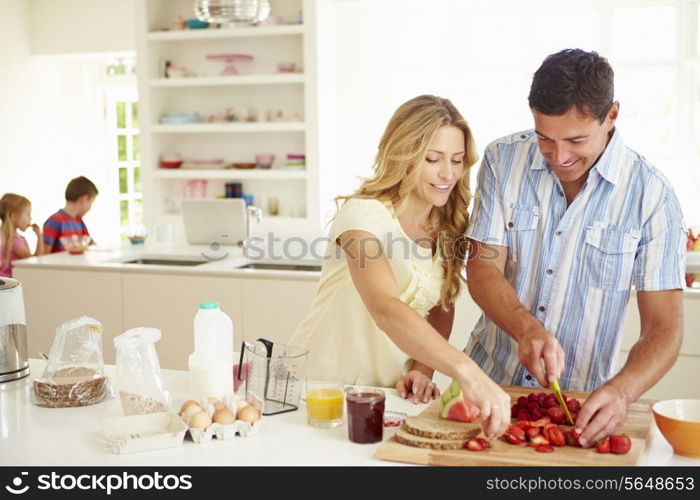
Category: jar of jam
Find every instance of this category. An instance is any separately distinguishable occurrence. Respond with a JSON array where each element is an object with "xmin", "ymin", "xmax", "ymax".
[{"xmin": 345, "ymin": 388, "xmax": 385, "ymax": 444}]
